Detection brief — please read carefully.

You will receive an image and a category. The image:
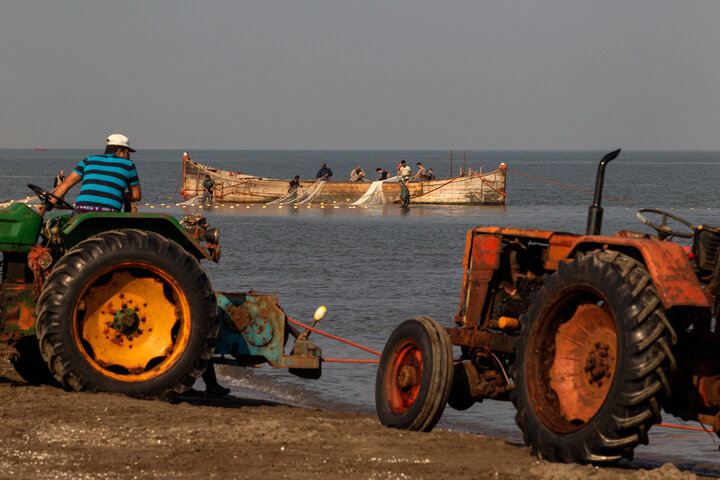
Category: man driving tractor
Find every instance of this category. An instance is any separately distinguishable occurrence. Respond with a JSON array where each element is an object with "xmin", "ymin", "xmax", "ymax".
[{"xmin": 39, "ymin": 134, "xmax": 141, "ymax": 215}]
